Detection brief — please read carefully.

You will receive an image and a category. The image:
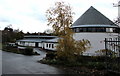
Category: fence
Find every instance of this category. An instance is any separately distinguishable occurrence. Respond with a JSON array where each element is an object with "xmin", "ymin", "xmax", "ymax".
[
  {"xmin": 105, "ymin": 37, "xmax": 120, "ymax": 57},
  {"xmin": 104, "ymin": 37, "xmax": 120, "ymax": 73}
]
